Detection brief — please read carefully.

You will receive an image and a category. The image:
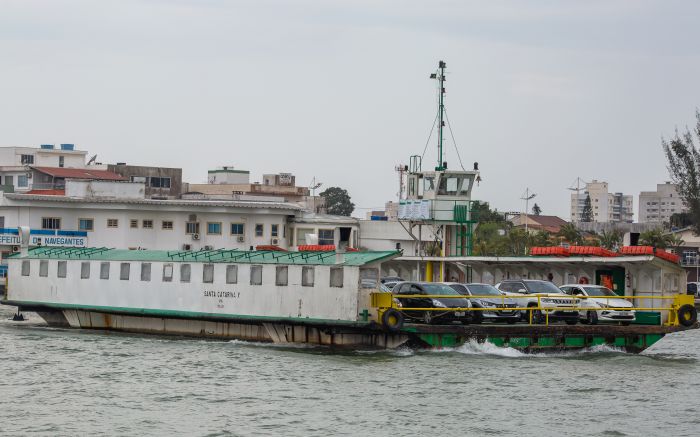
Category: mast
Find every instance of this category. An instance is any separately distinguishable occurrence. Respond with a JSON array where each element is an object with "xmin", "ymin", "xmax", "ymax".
[{"xmin": 431, "ymin": 60, "xmax": 447, "ymax": 171}]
